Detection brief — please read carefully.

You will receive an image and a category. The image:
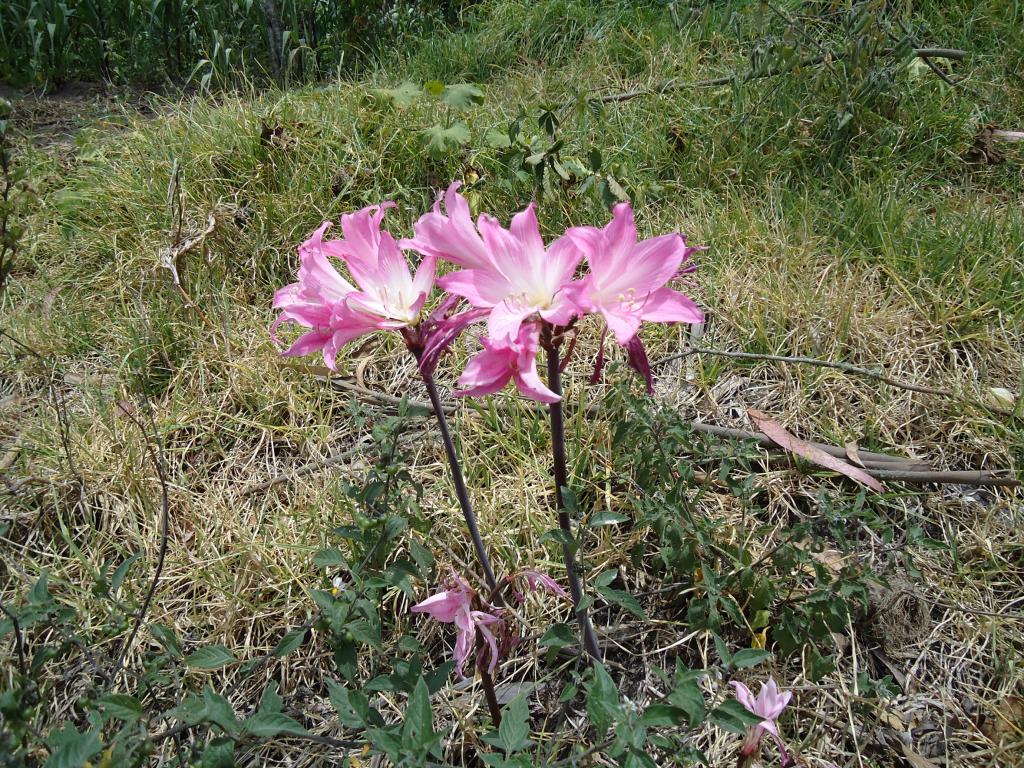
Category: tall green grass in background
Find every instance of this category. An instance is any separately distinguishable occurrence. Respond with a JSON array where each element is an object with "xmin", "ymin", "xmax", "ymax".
[{"xmin": 0, "ymin": 0, "xmax": 462, "ymax": 89}]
